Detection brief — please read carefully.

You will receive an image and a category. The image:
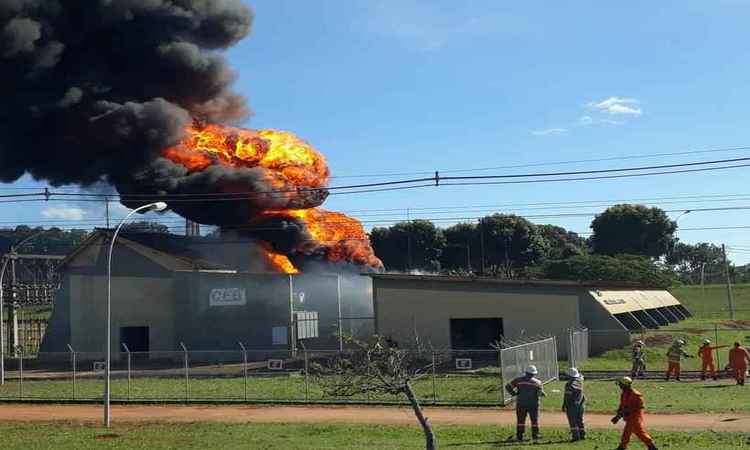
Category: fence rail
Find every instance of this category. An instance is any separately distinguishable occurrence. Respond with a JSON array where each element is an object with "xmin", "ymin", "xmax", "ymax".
[
  {"xmin": 569, "ymin": 328, "xmax": 589, "ymax": 368},
  {"xmin": 0, "ymin": 348, "xmax": 501, "ymax": 405},
  {"xmin": 0, "ymin": 337, "xmax": 560, "ymax": 406},
  {"xmin": 499, "ymin": 336, "xmax": 559, "ymax": 405}
]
